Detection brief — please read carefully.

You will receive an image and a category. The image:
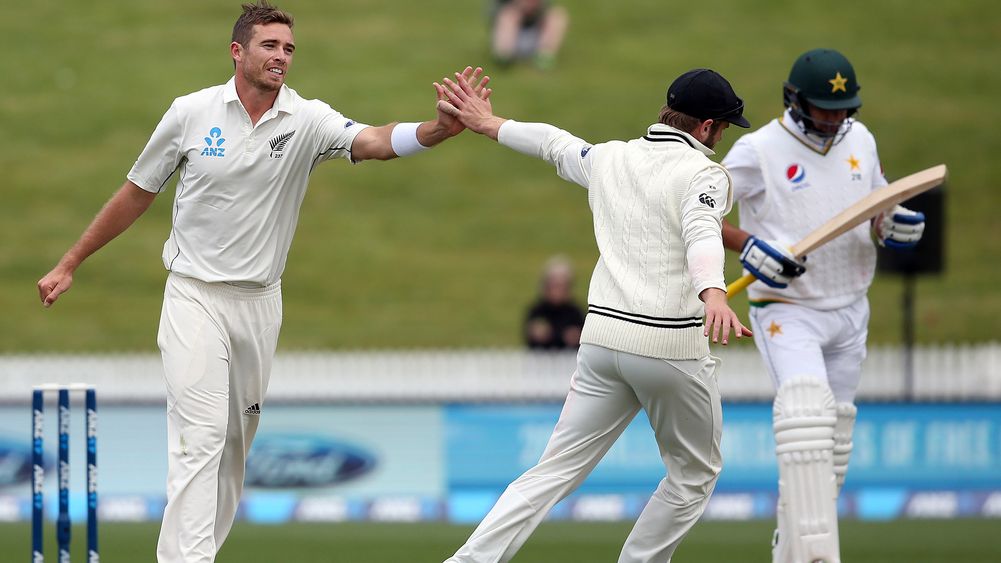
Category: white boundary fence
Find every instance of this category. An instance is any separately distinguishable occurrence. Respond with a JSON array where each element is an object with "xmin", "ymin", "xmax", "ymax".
[{"xmin": 1, "ymin": 343, "xmax": 999, "ymax": 403}]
